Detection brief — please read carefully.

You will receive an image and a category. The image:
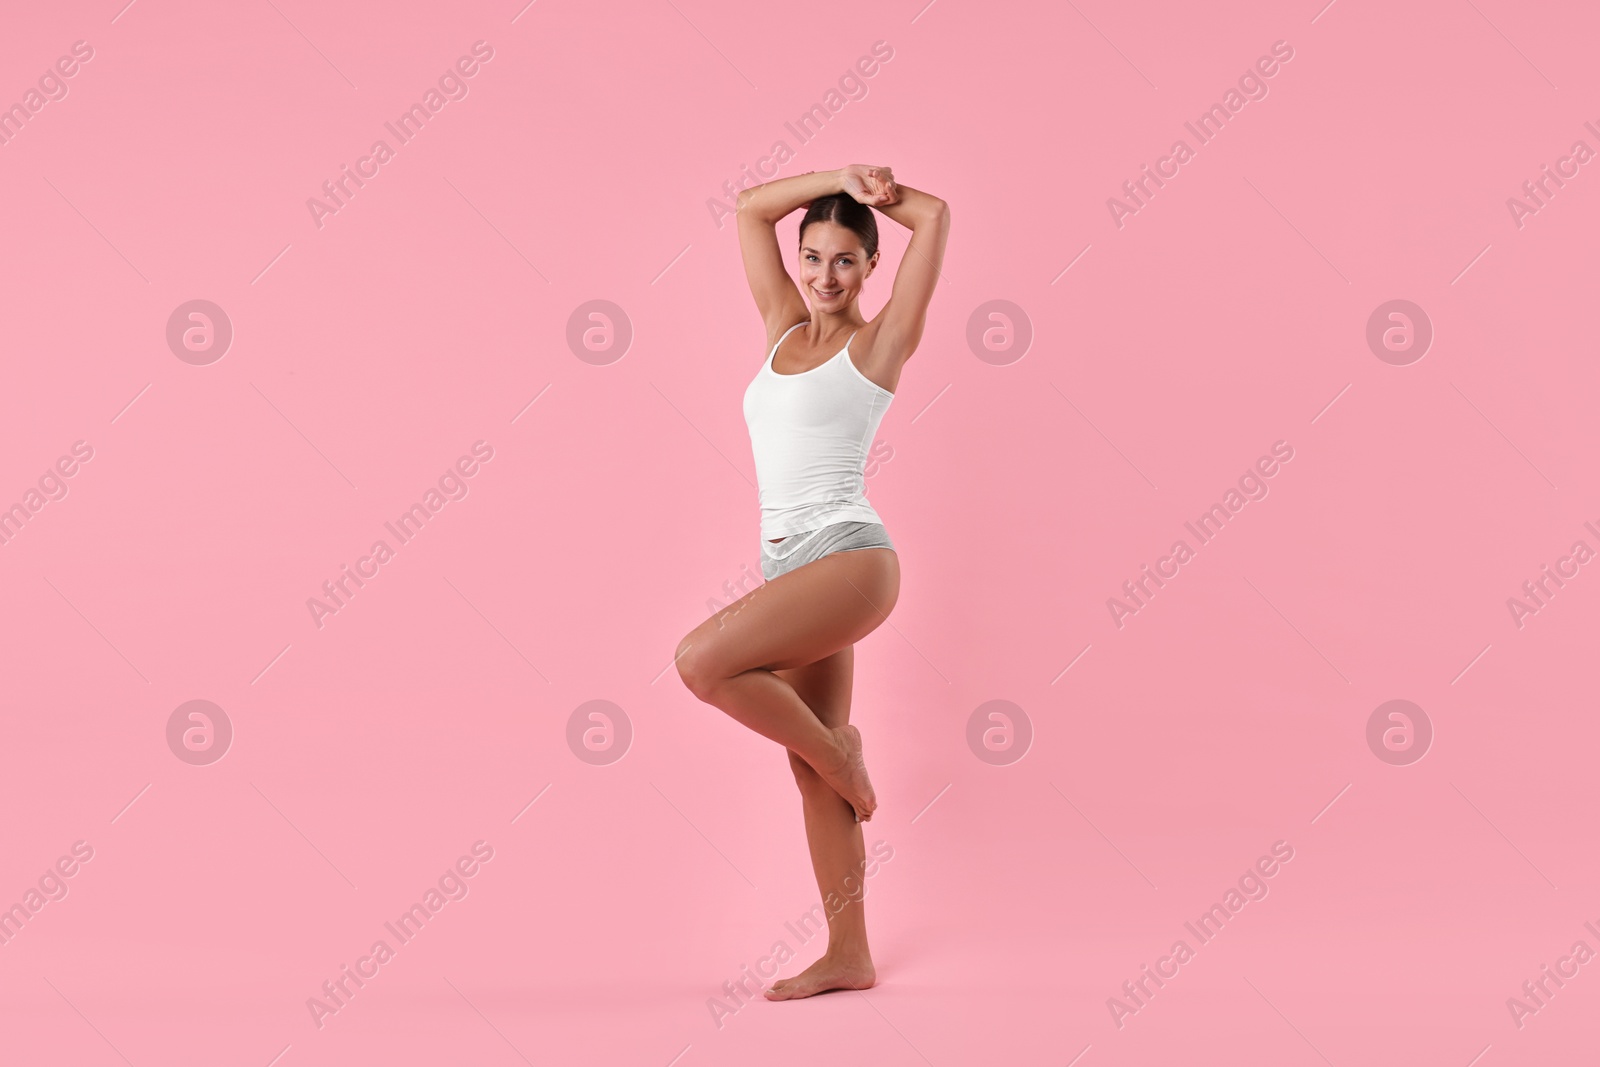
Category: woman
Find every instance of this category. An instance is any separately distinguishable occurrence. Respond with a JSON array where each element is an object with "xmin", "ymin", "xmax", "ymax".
[{"xmin": 675, "ymin": 164, "xmax": 950, "ymax": 1000}]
